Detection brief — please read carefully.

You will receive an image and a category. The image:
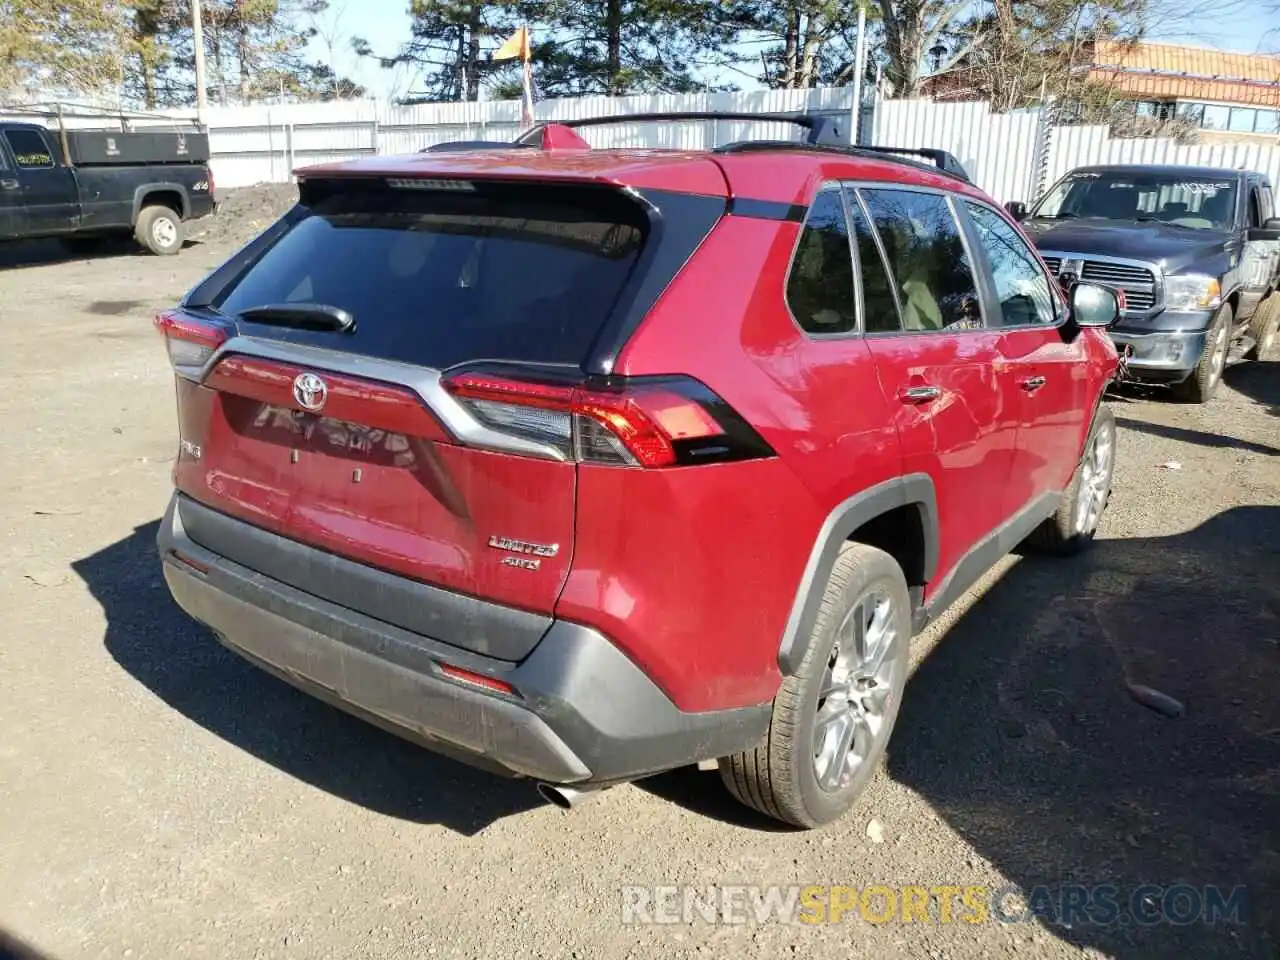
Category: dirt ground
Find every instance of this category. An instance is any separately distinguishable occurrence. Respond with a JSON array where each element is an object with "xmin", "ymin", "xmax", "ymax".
[{"xmin": 0, "ymin": 188, "xmax": 1277, "ymax": 960}]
